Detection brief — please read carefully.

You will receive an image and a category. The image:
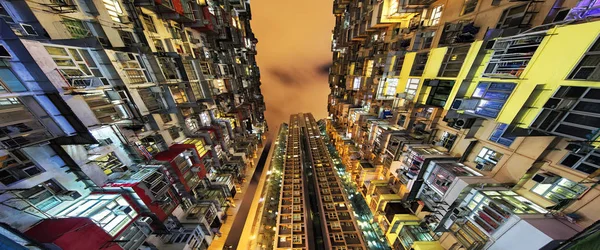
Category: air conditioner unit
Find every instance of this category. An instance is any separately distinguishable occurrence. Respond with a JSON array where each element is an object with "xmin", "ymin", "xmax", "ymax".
[
  {"xmin": 56, "ymin": 190, "xmax": 82, "ymax": 201},
  {"xmin": 114, "ymin": 205, "xmax": 133, "ymax": 215},
  {"xmin": 0, "ymin": 45, "xmax": 12, "ymax": 58},
  {"xmin": 138, "ymin": 217, "xmax": 153, "ymax": 228},
  {"xmin": 454, "ymin": 118, "xmax": 475, "ymax": 129},
  {"xmin": 20, "ymin": 23, "xmax": 37, "ymax": 36},
  {"xmin": 452, "ymin": 207, "xmax": 470, "ymax": 217},
  {"xmin": 449, "ymin": 213, "xmax": 467, "ymax": 223},
  {"xmin": 116, "ymin": 52, "xmax": 130, "ymax": 62},
  {"xmin": 532, "ymin": 172, "xmax": 560, "ymax": 184},
  {"xmin": 119, "ymin": 16, "xmax": 132, "ymax": 24}
]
